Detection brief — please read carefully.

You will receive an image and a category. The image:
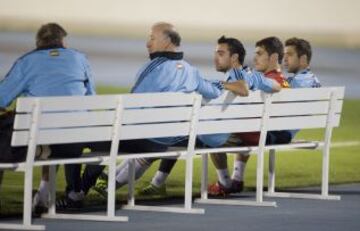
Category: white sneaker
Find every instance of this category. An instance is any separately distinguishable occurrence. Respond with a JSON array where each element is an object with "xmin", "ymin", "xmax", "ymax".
[{"xmin": 32, "ymin": 191, "xmax": 48, "ymax": 215}]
